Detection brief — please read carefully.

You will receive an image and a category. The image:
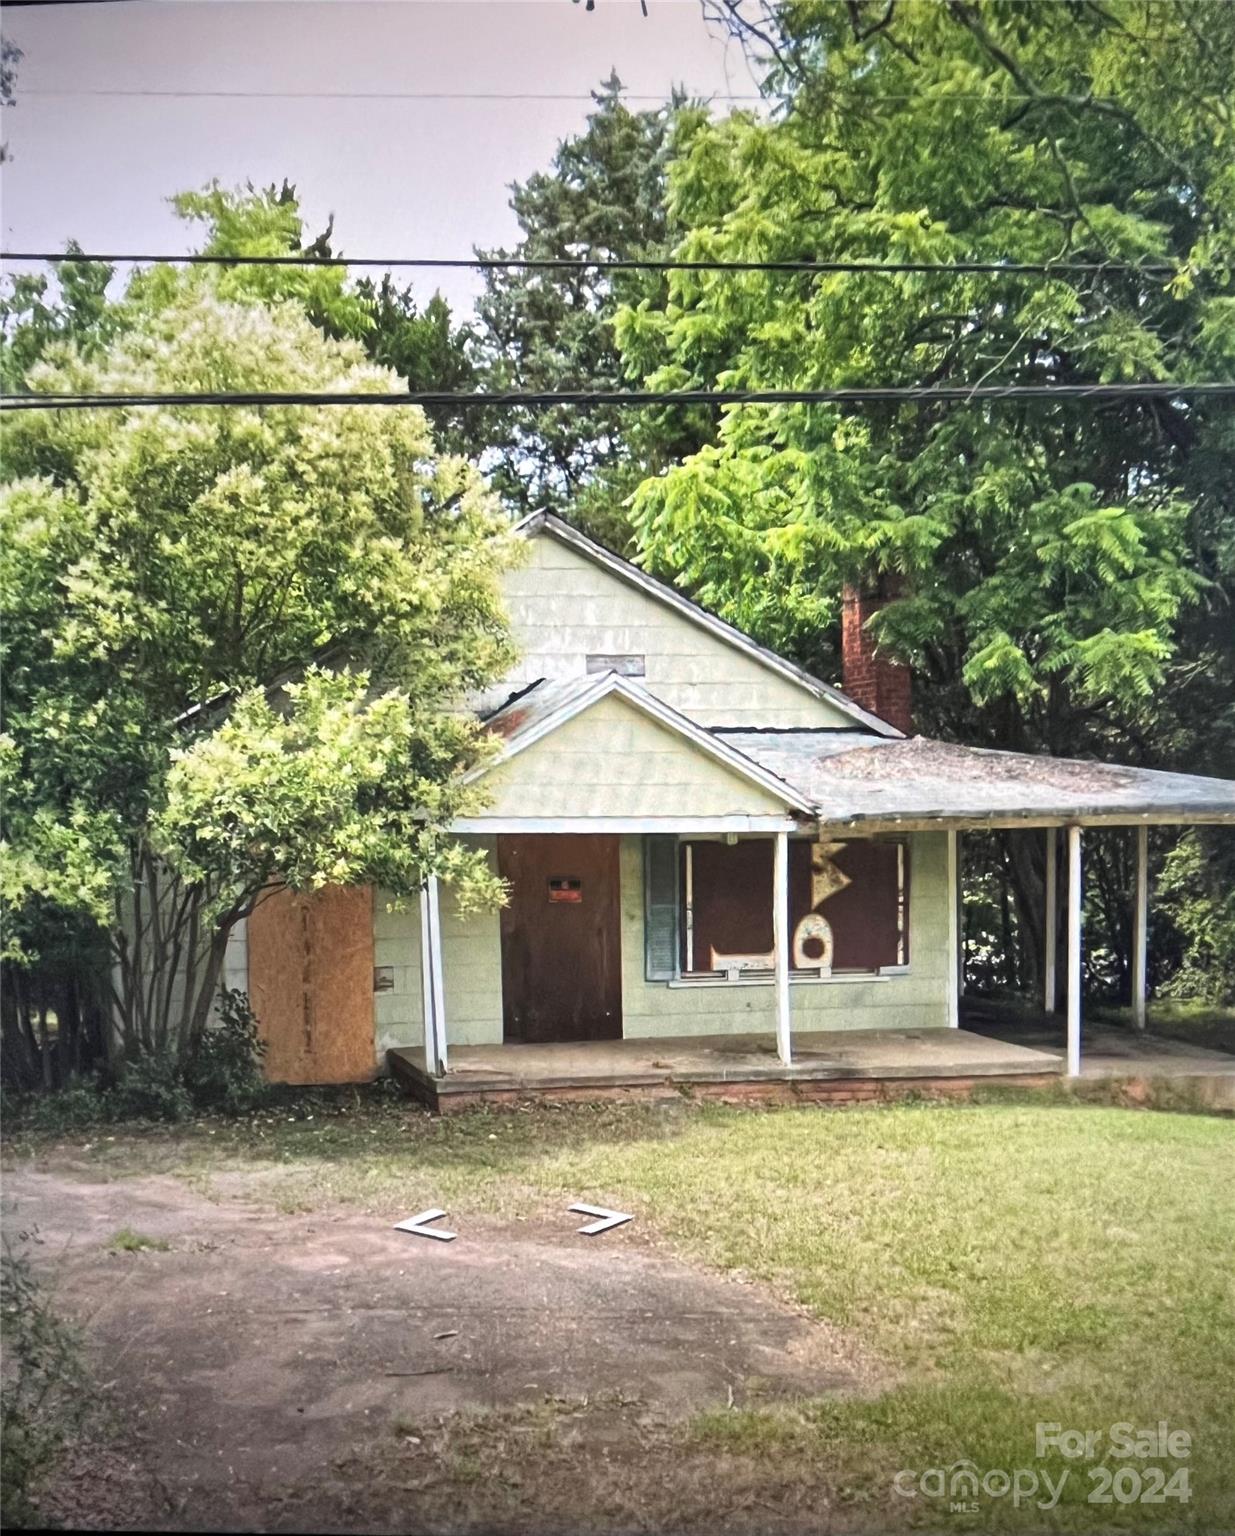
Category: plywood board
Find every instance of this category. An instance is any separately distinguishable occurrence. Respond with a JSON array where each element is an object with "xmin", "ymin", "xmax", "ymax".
[{"xmin": 247, "ymin": 884, "xmax": 376, "ymax": 1084}]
